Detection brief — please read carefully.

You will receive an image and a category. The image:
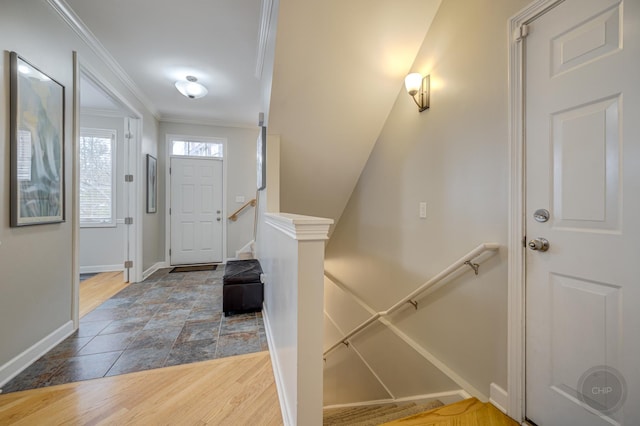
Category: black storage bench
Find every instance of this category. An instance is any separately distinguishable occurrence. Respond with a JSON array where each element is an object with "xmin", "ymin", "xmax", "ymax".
[{"xmin": 223, "ymin": 259, "xmax": 264, "ymax": 316}]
